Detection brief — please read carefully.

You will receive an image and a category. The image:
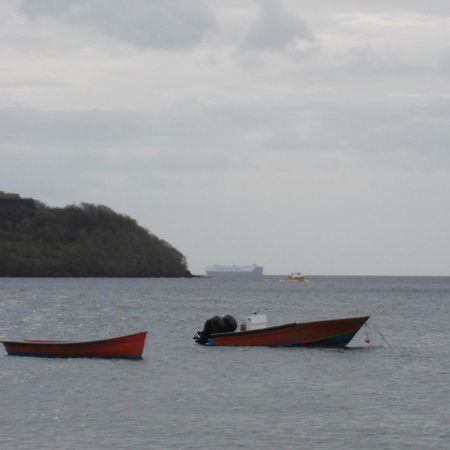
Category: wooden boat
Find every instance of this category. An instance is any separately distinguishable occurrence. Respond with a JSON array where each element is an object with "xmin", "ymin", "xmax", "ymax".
[
  {"xmin": 287, "ymin": 272, "xmax": 305, "ymax": 282},
  {"xmin": 1, "ymin": 331, "xmax": 147, "ymax": 359},
  {"xmin": 199, "ymin": 316, "xmax": 369, "ymax": 347}
]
